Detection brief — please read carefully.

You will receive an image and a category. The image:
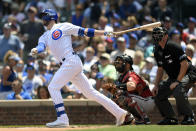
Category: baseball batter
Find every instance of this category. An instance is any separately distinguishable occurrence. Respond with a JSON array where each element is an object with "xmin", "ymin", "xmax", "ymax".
[{"xmin": 31, "ymin": 9, "xmax": 133, "ymax": 128}]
